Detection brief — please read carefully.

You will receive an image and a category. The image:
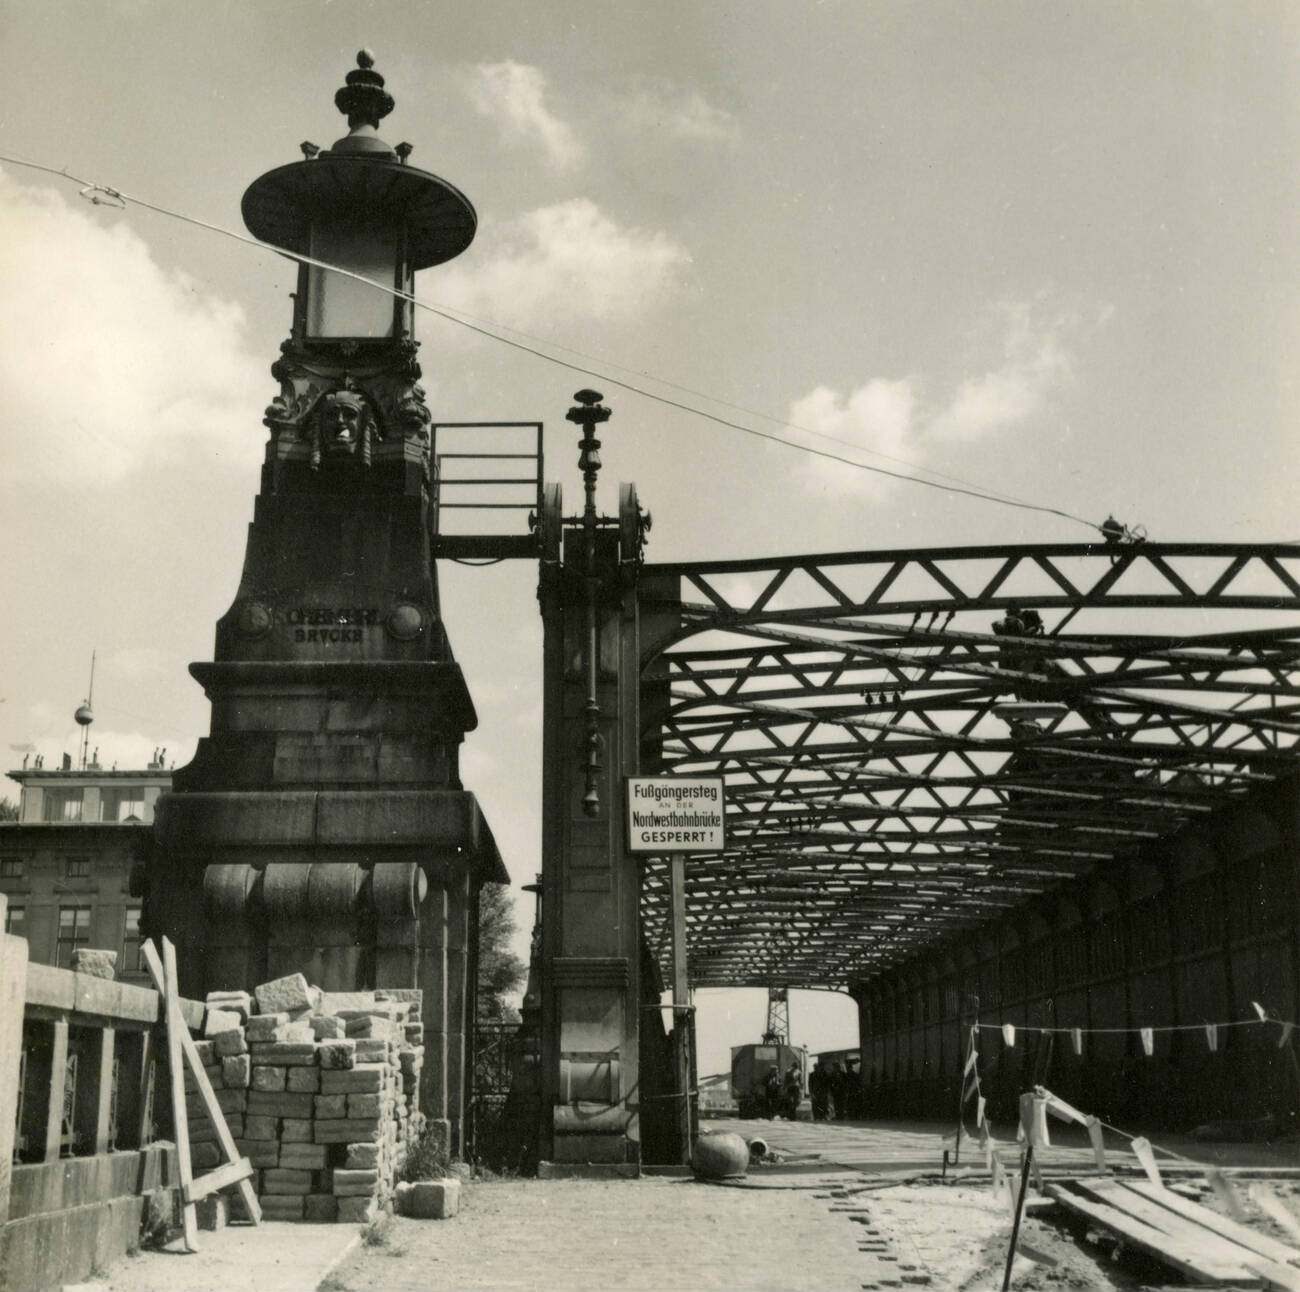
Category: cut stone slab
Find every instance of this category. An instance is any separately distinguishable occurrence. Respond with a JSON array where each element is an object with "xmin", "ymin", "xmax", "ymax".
[
  {"xmin": 213, "ymin": 1028, "xmax": 248, "ymax": 1057},
  {"xmin": 222, "ymin": 1055, "xmax": 251, "ymax": 1088},
  {"xmin": 396, "ymin": 1178, "xmax": 460, "ymax": 1219},
  {"xmin": 318, "ymin": 1040, "xmax": 357, "ymax": 1070},
  {"xmin": 246, "ymin": 1012, "xmax": 290, "ymax": 1041},
  {"xmin": 311, "ymin": 1015, "xmax": 347, "ymax": 1039},
  {"xmin": 196, "ymin": 1194, "xmax": 228, "ymax": 1231},
  {"xmin": 344, "ymin": 1142, "xmax": 380, "ymax": 1169},
  {"xmin": 254, "ymin": 972, "xmax": 314, "ymax": 1015},
  {"xmin": 319, "ymin": 991, "xmax": 377, "ymax": 1014},
  {"xmin": 251, "ymin": 1065, "xmax": 287, "ymax": 1093},
  {"xmin": 203, "ymin": 1009, "xmax": 243, "ymax": 1036},
  {"xmin": 304, "ymin": 1193, "xmax": 339, "ymax": 1222},
  {"xmin": 287, "ymin": 1066, "xmax": 320, "ymax": 1092},
  {"xmin": 70, "ymin": 947, "xmax": 117, "ymax": 979},
  {"xmin": 206, "ymin": 988, "xmax": 252, "ymax": 1015},
  {"xmin": 337, "ymin": 1195, "xmax": 376, "ymax": 1223}
]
